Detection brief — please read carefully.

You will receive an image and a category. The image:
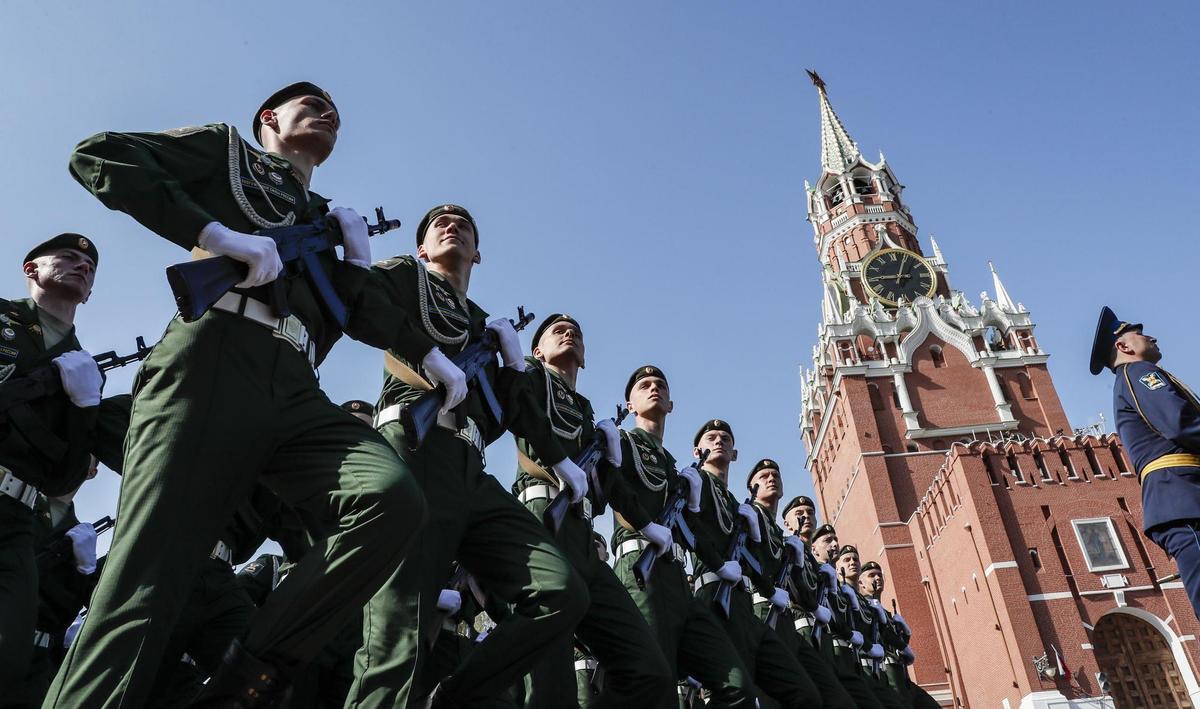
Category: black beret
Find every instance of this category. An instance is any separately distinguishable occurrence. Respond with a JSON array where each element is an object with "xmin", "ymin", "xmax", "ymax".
[
  {"xmin": 1090, "ymin": 305, "xmax": 1141, "ymax": 376},
  {"xmin": 694, "ymin": 418, "xmax": 734, "ymax": 448},
  {"xmin": 782, "ymin": 495, "xmax": 814, "ymax": 518},
  {"xmin": 861, "ymin": 561, "xmax": 882, "ymax": 573},
  {"xmin": 253, "ymin": 81, "xmax": 337, "ymax": 144},
  {"xmin": 591, "ymin": 530, "xmax": 606, "ymax": 546},
  {"xmin": 746, "ymin": 458, "xmax": 780, "ymax": 488},
  {"xmin": 24, "ymin": 233, "xmax": 98, "ymax": 267},
  {"xmin": 416, "ymin": 204, "xmax": 478, "ymax": 248},
  {"xmin": 812, "ymin": 523, "xmax": 836, "ymax": 541},
  {"xmin": 531, "ymin": 313, "xmax": 581, "ymax": 355},
  {"xmin": 341, "ymin": 399, "xmax": 375, "ymax": 416},
  {"xmin": 837, "ymin": 544, "xmax": 859, "ymax": 560},
  {"xmin": 625, "ymin": 365, "xmax": 667, "ymax": 400}
]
